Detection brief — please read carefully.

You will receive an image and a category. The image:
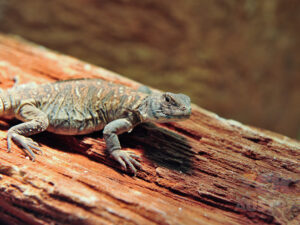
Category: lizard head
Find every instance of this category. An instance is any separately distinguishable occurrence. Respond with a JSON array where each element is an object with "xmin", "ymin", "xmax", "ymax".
[{"xmin": 140, "ymin": 92, "xmax": 192, "ymax": 123}]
